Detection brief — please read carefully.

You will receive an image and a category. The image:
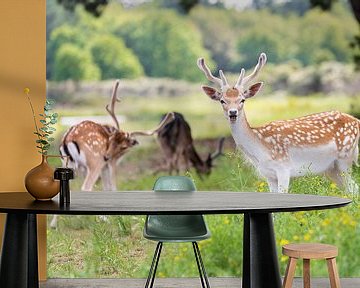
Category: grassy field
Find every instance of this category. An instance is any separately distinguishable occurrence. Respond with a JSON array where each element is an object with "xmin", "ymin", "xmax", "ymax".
[{"xmin": 47, "ymin": 93, "xmax": 360, "ymax": 278}]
